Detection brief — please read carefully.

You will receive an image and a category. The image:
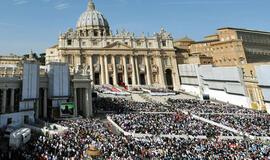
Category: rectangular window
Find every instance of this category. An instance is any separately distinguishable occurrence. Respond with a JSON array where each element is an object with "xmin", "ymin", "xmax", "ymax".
[
  {"xmin": 116, "ymin": 56, "xmax": 121, "ymax": 64},
  {"xmin": 126, "ymin": 57, "xmax": 130, "ymax": 64},
  {"xmin": 138, "ymin": 56, "xmax": 143, "ymax": 64},
  {"xmin": 162, "ymin": 40, "xmax": 167, "ymax": 47},
  {"xmin": 68, "ymin": 56, "xmax": 72, "ymax": 64},
  {"xmin": 94, "ymin": 30, "xmax": 98, "ymax": 36},
  {"xmin": 93, "ymin": 56, "xmax": 98, "ymax": 64},
  {"xmin": 165, "ymin": 57, "xmax": 171, "ymax": 66},
  {"xmin": 137, "ymin": 41, "xmax": 142, "ymax": 46},
  {"xmin": 107, "ymin": 56, "xmax": 111, "ymax": 64},
  {"xmin": 107, "ymin": 42, "xmax": 110, "ymax": 45},
  {"xmin": 153, "ymin": 74, "xmax": 157, "ymax": 83},
  {"xmin": 67, "ymin": 40, "xmax": 72, "ymax": 45},
  {"xmin": 149, "ymin": 42, "xmax": 152, "ymax": 47}
]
